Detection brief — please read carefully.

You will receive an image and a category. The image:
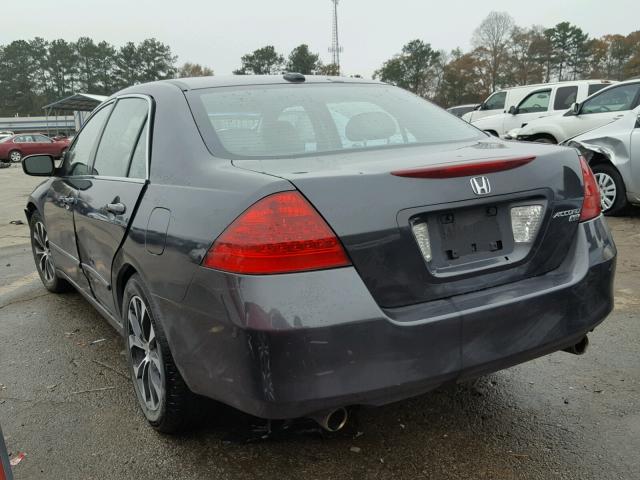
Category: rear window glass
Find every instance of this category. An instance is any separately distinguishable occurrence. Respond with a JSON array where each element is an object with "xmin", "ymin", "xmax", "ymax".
[{"xmin": 187, "ymin": 83, "xmax": 483, "ymax": 159}]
